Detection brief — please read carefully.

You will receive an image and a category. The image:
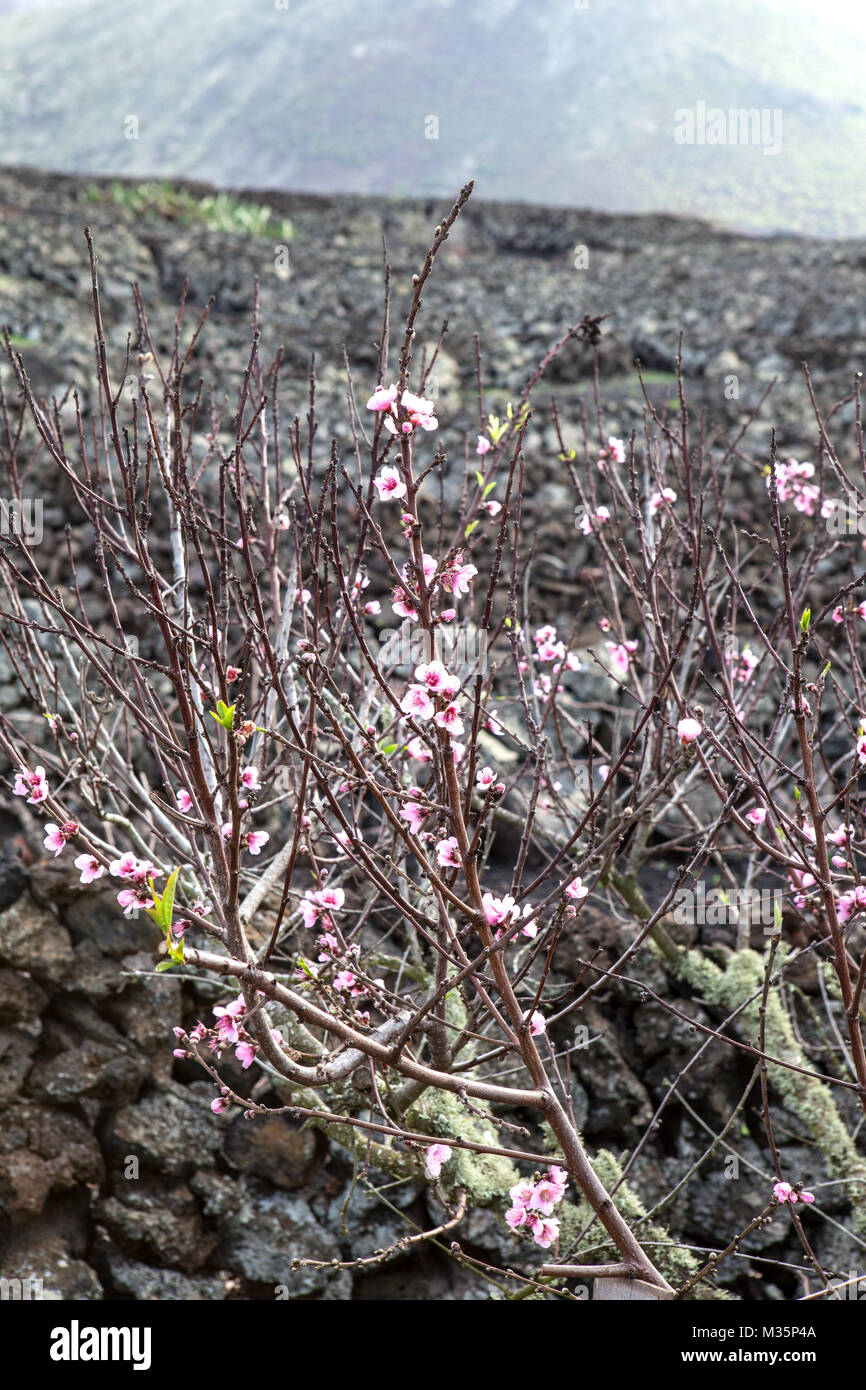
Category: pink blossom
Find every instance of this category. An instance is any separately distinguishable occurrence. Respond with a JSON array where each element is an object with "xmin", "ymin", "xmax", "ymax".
[
  {"xmin": 436, "ymin": 837, "xmax": 462, "ymax": 868},
  {"xmin": 425, "ymin": 1143, "xmax": 453, "ymax": 1178},
  {"xmin": 799, "ymin": 1189, "xmax": 815, "ymax": 1204},
  {"xmin": 441, "ymin": 554, "xmax": 477, "ymax": 597},
  {"xmin": 483, "ymin": 499, "xmax": 502, "ymax": 518},
  {"xmin": 604, "ymin": 640, "xmax": 637, "ymax": 678},
  {"xmin": 363, "ymin": 600, "xmax": 381, "ymax": 616},
  {"xmin": 400, "ymin": 389, "xmax": 438, "ymax": 433},
  {"xmin": 392, "ymin": 592, "xmax": 419, "ymax": 621},
  {"xmin": 406, "ymin": 736, "xmax": 433, "ymax": 763},
  {"xmin": 599, "ymin": 436, "xmax": 626, "ymax": 467},
  {"xmin": 333, "ymin": 970, "xmax": 356, "ymax": 992},
  {"xmin": 226, "ymin": 666, "xmax": 241, "ymax": 682},
  {"xmin": 677, "ymin": 717, "xmax": 702, "ymax": 745},
  {"xmin": 532, "ymin": 1217, "xmax": 560, "ymax": 1249},
  {"xmin": 74, "ymin": 853, "xmax": 105, "ymax": 884},
  {"xmin": 117, "ymin": 887, "xmax": 154, "ymax": 917},
  {"xmin": 505, "ymin": 1204, "xmax": 527, "ymax": 1228},
  {"xmin": 240, "ymin": 766, "xmax": 260, "ymax": 791},
  {"xmin": 565, "ymin": 876, "xmax": 588, "ymax": 900},
  {"xmin": 832, "ymin": 607, "xmax": 845, "ymax": 625},
  {"xmin": 176, "ymin": 789, "xmax": 193, "ymax": 814},
  {"xmin": 235, "ymin": 1041, "xmax": 257, "ymax": 1069},
  {"xmin": 415, "ymin": 660, "xmax": 461, "ymax": 696},
  {"xmin": 366, "ymin": 383, "xmax": 398, "ymax": 412},
  {"xmin": 650, "ymin": 487, "xmax": 677, "ymax": 513},
  {"xmin": 476, "ymin": 435, "xmax": 491, "ymax": 455},
  {"xmin": 529, "ymin": 1011, "xmax": 546, "ymax": 1037},
  {"xmin": 374, "ymin": 467, "xmax": 407, "ymax": 502},
  {"xmin": 109, "ymin": 851, "xmax": 143, "ymax": 880},
  {"xmin": 476, "ymin": 766, "xmax": 496, "ymax": 789},
  {"xmin": 43, "ymin": 821, "xmax": 76, "ymax": 857},
  {"xmin": 400, "ymin": 791, "xmax": 428, "ymax": 835},
  {"xmin": 213, "ymin": 996, "xmax": 246, "ymax": 1046},
  {"xmin": 745, "ymin": 806, "xmax": 767, "ymax": 827},
  {"xmin": 529, "ymin": 1178, "xmax": 565, "ymax": 1215},
  {"xmin": 401, "ymin": 684, "xmax": 435, "ymax": 721},
  {"xmin": 482, "ymin": 892, "xmax": 518, "ymax": 926},
  {"xmin": 211, "ymin": 1095, "xmax": 231, "ymax": 1114},
  {"xmin": 509, "ymin": 1180, "xmax": 535, "ymax": 1207},
  {"xmin": 434, "ymin": 702, "xmax": 465, "ymax": 737},
  {"xmin": 245, "ymin": 831, "xmax": 270, "ymax": 855},
  {"xmin": 536, "ymin": 638, "xmax": 566, "ymax": 664},
  {"xmin": 440, "ymin": 607, "xmax": 456, "ymax": 622},
  {"xmin": 13, "ymin": 765, "xmax": 49, "ymax": 804},
  {"xmin": 857, "ymin": 734, "xmax": 866, "ymax": 766}
]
